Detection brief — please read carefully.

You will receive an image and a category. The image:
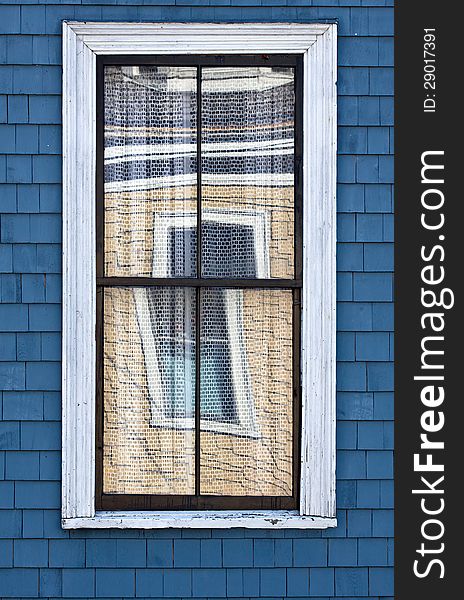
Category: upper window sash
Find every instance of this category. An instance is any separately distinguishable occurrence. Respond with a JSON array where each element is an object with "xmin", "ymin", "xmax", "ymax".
[{"xmin": 62, "ymin": 21, "xmax": 337, "ymax": 529}]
